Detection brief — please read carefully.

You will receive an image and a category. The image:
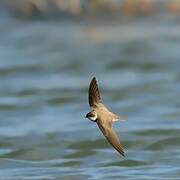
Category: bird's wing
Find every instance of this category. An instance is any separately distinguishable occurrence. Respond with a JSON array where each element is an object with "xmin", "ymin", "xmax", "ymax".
[
  {"xmin": 88, "ymin": 77, "xmax": 101, "ymax": 107},
  {"xmin": 97, "ymin": 121, "xmax": 125, "ymax": 156}
]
